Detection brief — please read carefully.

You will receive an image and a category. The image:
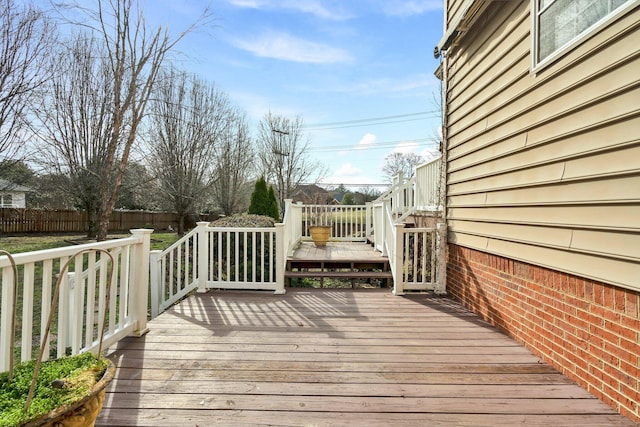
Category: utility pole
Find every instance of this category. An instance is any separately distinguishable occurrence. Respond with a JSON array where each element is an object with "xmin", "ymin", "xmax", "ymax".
[{"xmin": 271, "ymin": 128, "xmax": 290, "ymax": 215}]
